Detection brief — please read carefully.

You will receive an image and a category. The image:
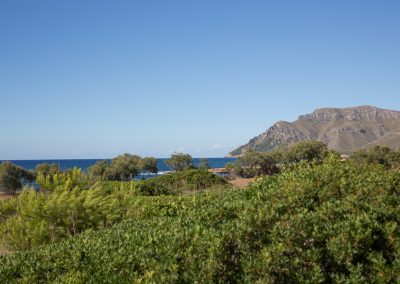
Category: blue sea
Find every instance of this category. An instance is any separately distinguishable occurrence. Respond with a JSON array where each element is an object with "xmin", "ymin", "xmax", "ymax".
[{"xmin": 5, "ymin": 158, "xmax": 237, "ymax": 173}]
